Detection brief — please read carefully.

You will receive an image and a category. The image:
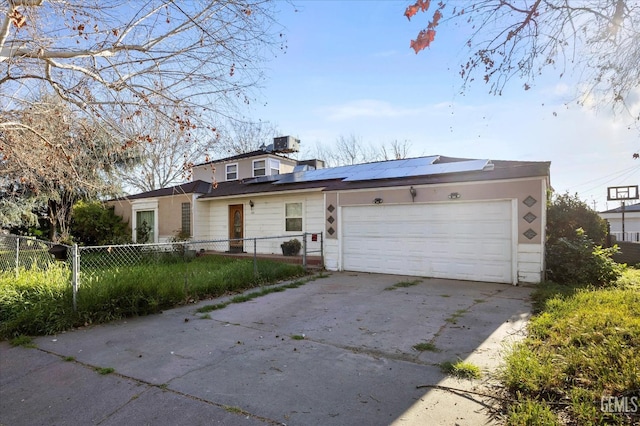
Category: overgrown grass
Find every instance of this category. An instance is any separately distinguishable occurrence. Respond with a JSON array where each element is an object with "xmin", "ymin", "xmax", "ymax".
[
  {"xmin": 440, "ymin": 360, "xmax": 482, "ymax": 379},
  {"xmin": 0, "ymin": 255, "xmax": 305, "ymax": 338},
  {"xmin": 9, "ymin": 335, "xmax": 35, "ymax": 348},
  {"xmin": 385, "ymin": 279, "xmax": 422, "ymax": 290},
  {"xmin": 502, "ymin": 269, "xmax": 640, "ymax": 425},
  {"xmin": 95, "ymin": 367, "xmax": 115, "ymax": 375},
  {"xmin": 412, "ymin": 342, "xmax": 439, "ymax": 352}
]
